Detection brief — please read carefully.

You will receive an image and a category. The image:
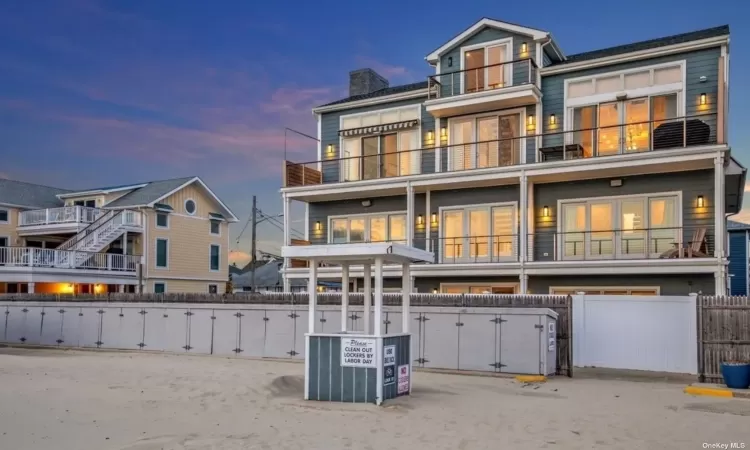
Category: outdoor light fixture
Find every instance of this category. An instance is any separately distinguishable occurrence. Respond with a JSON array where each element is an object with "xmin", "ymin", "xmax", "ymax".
[
  {"xmin": 700, "ymin": 93, "xmax": 707, "ymax": 105},
  {"xmin": 426, "ymin": 130, "xmax": 435, "ymax": 146},
  {"xmin": 431, "ymin": 212, "xmax": 438, "ymax": 225},
  {"xmin": 521, "ymin": 42, "xmax": 528, "ymax": 53},
  {"xmin": 527, "ymin": 115, "xmax": 534, "ymax": 127},
  {"xmin": 417, "ymin": 214, "xmax": 424, "ymax": 226},
  {"xmin": 697, "ymin": 195, "xmax": 705, "ymax": 208},
  {"xmin": 326, "ymin": 144, "xmax": 335, "ymax": 154},
  {"xmin": 549, "ymin": 114, "xmax": 557, "ymax": 125},
  {"xmin": 433, "ymin": 288, "xmax": 438, "ymax": 294},
  {"xmin": 361, "ymin": 199, "xmax": 372, "ymax": 207},
  {"xmin": 448, "ymin": 56, "xmax": 453, "ymax": 67},
  {"xmin": 543, "ymin": 205, "xmax": 550, "ymax": 217},
  {"xmin": 315, "ymin": 221, "xmax": 321, "ymax": 231},
  {"xmin": 440, "ymin": 127, "xmax": 447, "ymax": 137}
]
